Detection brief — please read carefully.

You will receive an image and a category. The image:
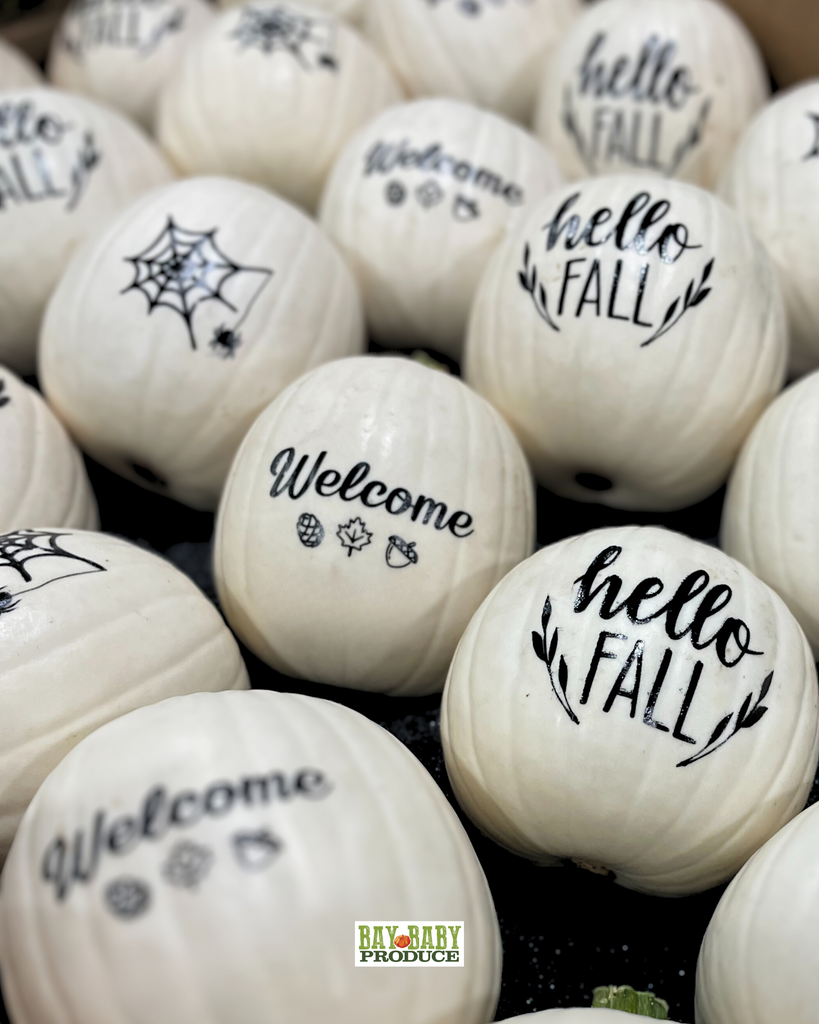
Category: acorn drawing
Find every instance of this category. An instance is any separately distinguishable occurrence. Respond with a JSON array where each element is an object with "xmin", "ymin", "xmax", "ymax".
[
  {"xmin": 385, "ymin": 535, "xmax": 418, "ymax": 568},
  {"xmin": 296, "ymin": 512, "xmax": 324, "ymax": 548}
]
